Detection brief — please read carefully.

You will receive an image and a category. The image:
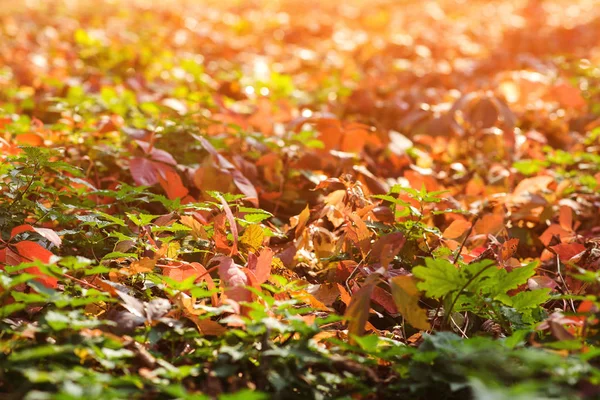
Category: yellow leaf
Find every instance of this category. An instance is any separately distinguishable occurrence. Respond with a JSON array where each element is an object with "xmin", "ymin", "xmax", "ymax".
[
  {"xmin": 129, "ymin": 257, "xmax": 156, "ymax": 274},
  {"xmin": 240, "ymin": 224, "xmax": 264, "ymax": 252},
  {"xmin": 390, "ymin": 275, "xmax": 431, "ymax": 330},
  {"xmin": 167, "ymin": 241, "xmax": 181, "ymax": 258},
  {"xmin": 293, "ymin": 205, "xmax": 310, "ymax": 238}
]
